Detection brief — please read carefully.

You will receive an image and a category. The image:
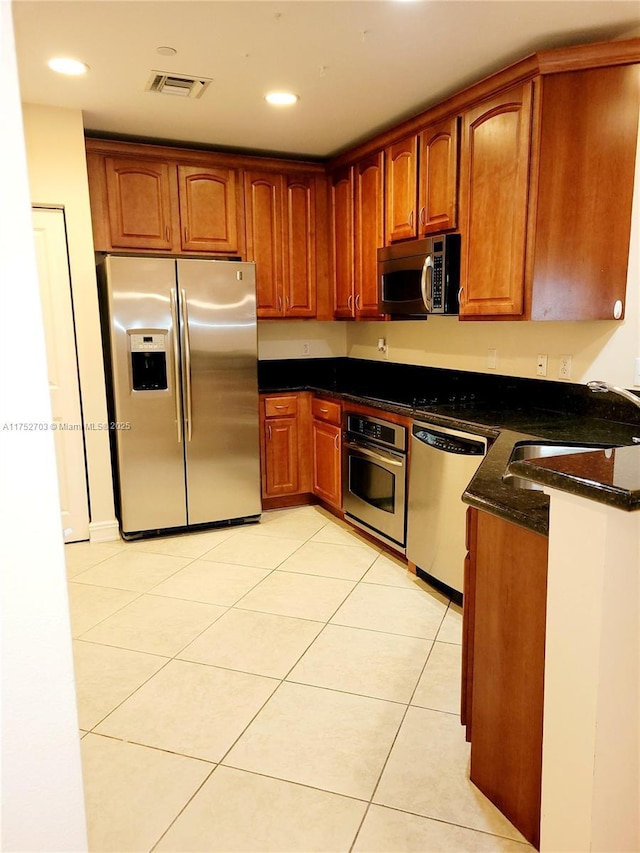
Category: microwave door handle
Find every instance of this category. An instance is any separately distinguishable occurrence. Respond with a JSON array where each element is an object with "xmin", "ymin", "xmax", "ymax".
[{"xmin": 421, "ymin": 255, "xmax": 433, "ymax": 313}]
